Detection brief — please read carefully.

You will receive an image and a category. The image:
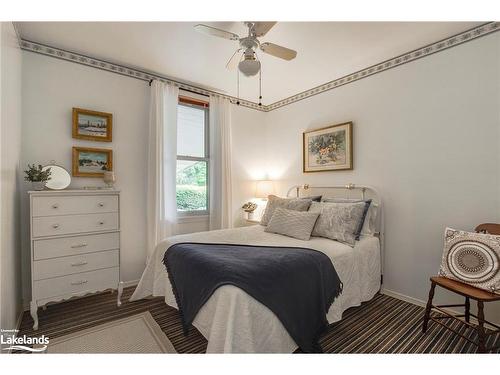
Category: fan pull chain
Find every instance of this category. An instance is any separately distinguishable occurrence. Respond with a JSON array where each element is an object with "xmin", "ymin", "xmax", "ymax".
[
  {"xmin": 236, "ymin": 69, "xmax": 240, "ymax": 105},
  {"xmin": 258, "ymin": 68, "xmax": 262, "ymax": 106}
]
